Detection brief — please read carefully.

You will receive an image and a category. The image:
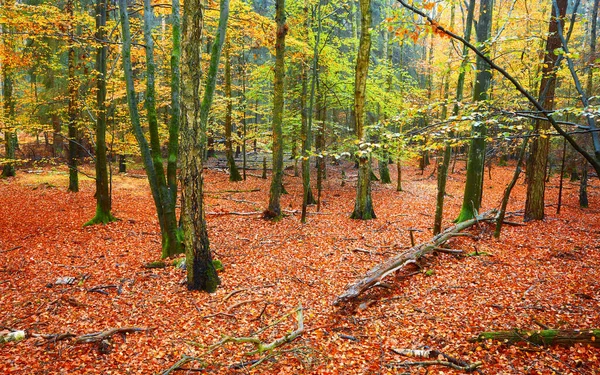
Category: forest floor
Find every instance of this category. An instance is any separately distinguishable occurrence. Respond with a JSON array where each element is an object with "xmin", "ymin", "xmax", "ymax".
[{"xmin": 1, "ymin": 157, "xmax": 600, "ymax": 374}]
